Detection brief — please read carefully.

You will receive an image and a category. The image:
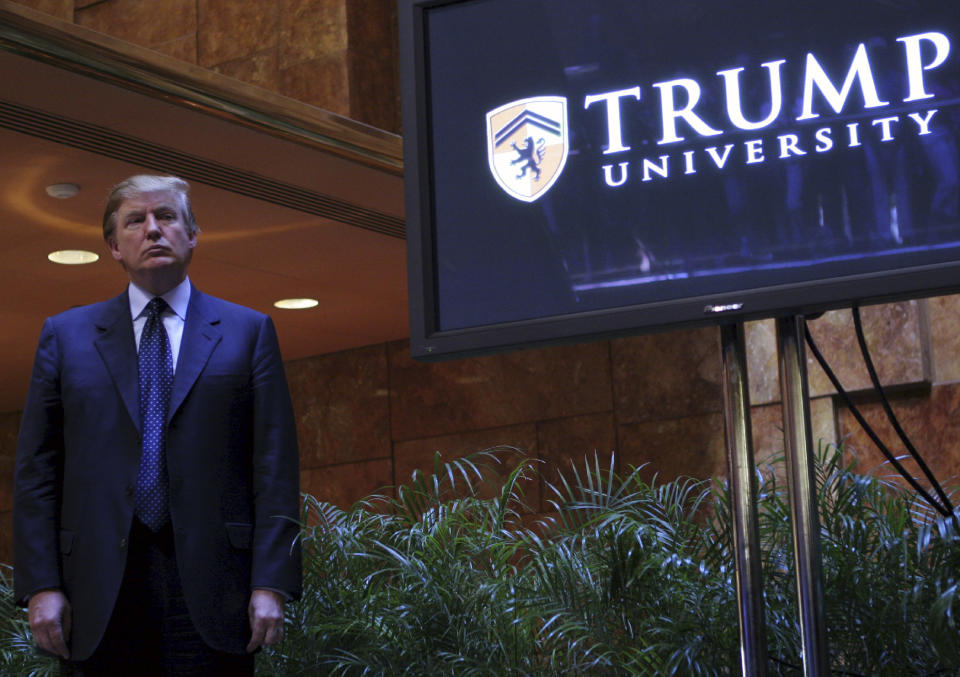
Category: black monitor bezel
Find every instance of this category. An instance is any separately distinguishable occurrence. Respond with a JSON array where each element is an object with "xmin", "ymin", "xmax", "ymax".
[{"xmin": 399, "ymin": 0, "xmax": 960, "ymax": 360}]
